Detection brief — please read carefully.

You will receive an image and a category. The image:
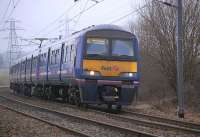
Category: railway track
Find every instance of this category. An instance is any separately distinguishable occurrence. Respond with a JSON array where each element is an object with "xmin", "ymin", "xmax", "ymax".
[
  {"xmin": 0, "ymin": 95, "xmax": 156, "ymax": 137},
  {"xmin": 0, "ymin": 98, "xmax": 90, "ymax": 137},
  {"xmin": 123, "ymin": 110, "xmax": 200, "ymax": 133},
  {"xmin": 0, "ymin": 87, "xmax": 200, "ymax": 136},
  {"xmin": 84, "ymin": 106, "xmax": 200, "ymax": 135}
]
